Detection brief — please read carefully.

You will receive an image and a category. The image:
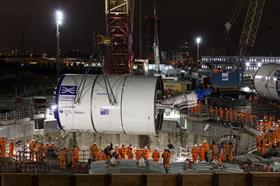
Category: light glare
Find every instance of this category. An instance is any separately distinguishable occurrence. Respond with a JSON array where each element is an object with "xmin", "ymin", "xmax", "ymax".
[{"xmin": 56, "ymin": 10, "xmax": 64, "ymax": 25}]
